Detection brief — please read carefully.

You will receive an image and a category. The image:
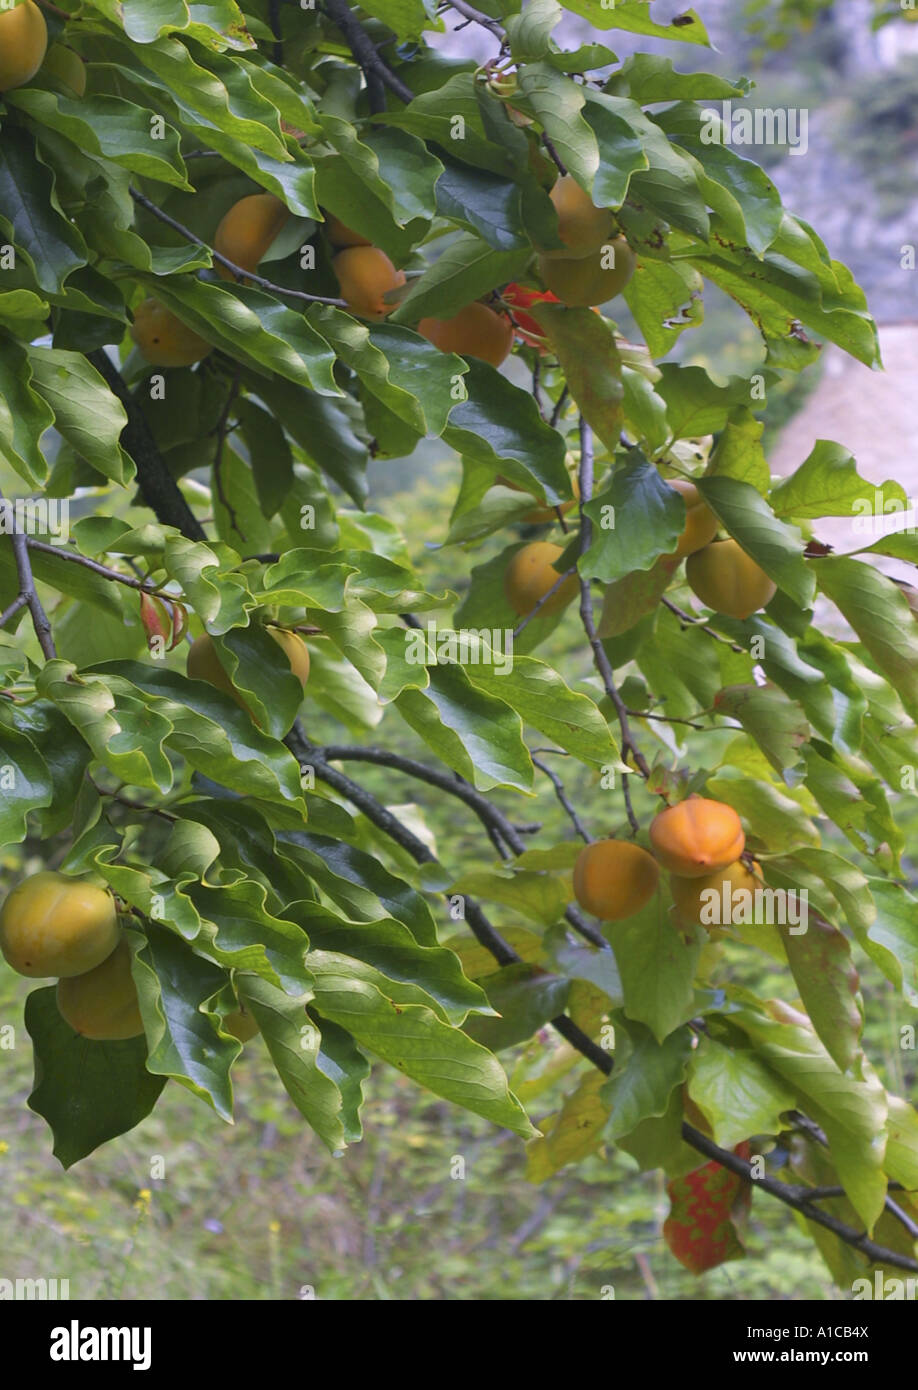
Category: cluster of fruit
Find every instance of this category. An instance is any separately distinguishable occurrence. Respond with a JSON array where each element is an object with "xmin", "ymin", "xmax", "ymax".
[
  {"xmin": 127, "ymin": 173, "xmax": 639, "ymax": 367},
  {"xmin": 0, "ymin": 873, "xmax": 257, "ymax": 1042},
  {"xmin": 573, "ymin": 795, "xmax": 759, "ymax": 930},
  {"xmin": 504, "ymin": 481, "xmax": 777, "ymax": 622}
]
